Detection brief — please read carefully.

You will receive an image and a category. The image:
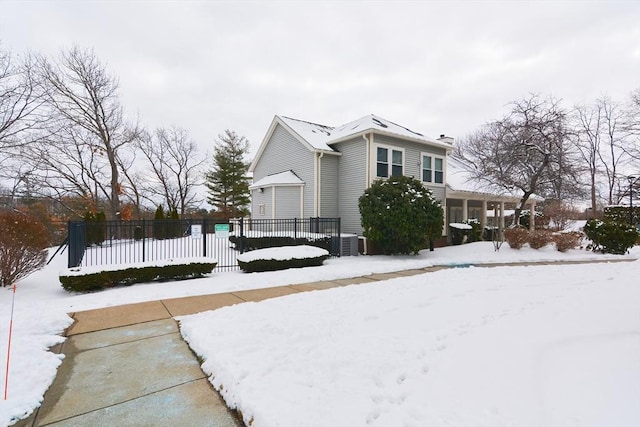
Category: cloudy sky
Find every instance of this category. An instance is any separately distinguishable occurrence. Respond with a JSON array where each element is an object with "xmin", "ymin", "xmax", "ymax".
[{"xmin": 1, "ymin": 0, "xmax": 639, "ymax": 158}]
